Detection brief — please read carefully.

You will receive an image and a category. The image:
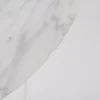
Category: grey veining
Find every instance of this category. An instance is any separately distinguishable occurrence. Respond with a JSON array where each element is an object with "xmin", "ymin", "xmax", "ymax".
[{"xmin": 0, "ymin": 0, "xmax": 78, "ymax": 99}]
